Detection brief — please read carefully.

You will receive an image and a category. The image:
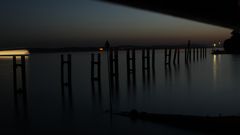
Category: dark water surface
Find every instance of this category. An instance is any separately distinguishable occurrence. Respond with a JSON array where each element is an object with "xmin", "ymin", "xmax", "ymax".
[{"xmin": 0, "ymin": 49, "xmax": 239, "ymax": 135}]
